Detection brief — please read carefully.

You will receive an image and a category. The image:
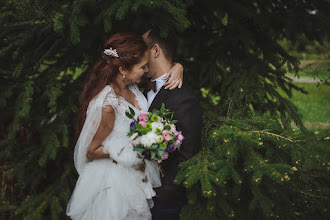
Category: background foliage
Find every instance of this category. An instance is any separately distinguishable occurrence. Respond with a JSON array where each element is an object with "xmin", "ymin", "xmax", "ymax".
[{"xmin": 1, "ymin": 0, "xmax": 329, "ymax": 219}]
